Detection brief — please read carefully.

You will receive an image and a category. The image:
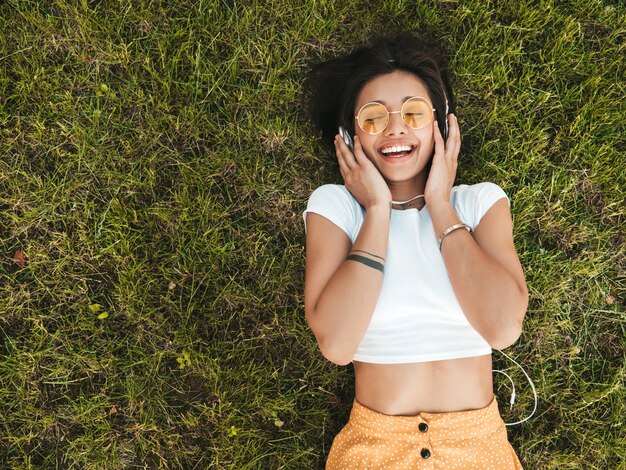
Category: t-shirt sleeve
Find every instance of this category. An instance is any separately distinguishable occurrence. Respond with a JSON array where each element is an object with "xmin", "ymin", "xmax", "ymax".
[
  {"xmin": 453, "ymin": 182, "xmax": 510, "ymax": 230},
  {"xmin": 302, "ymin": 185, "xmax": 358, "ymax": 240}
]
